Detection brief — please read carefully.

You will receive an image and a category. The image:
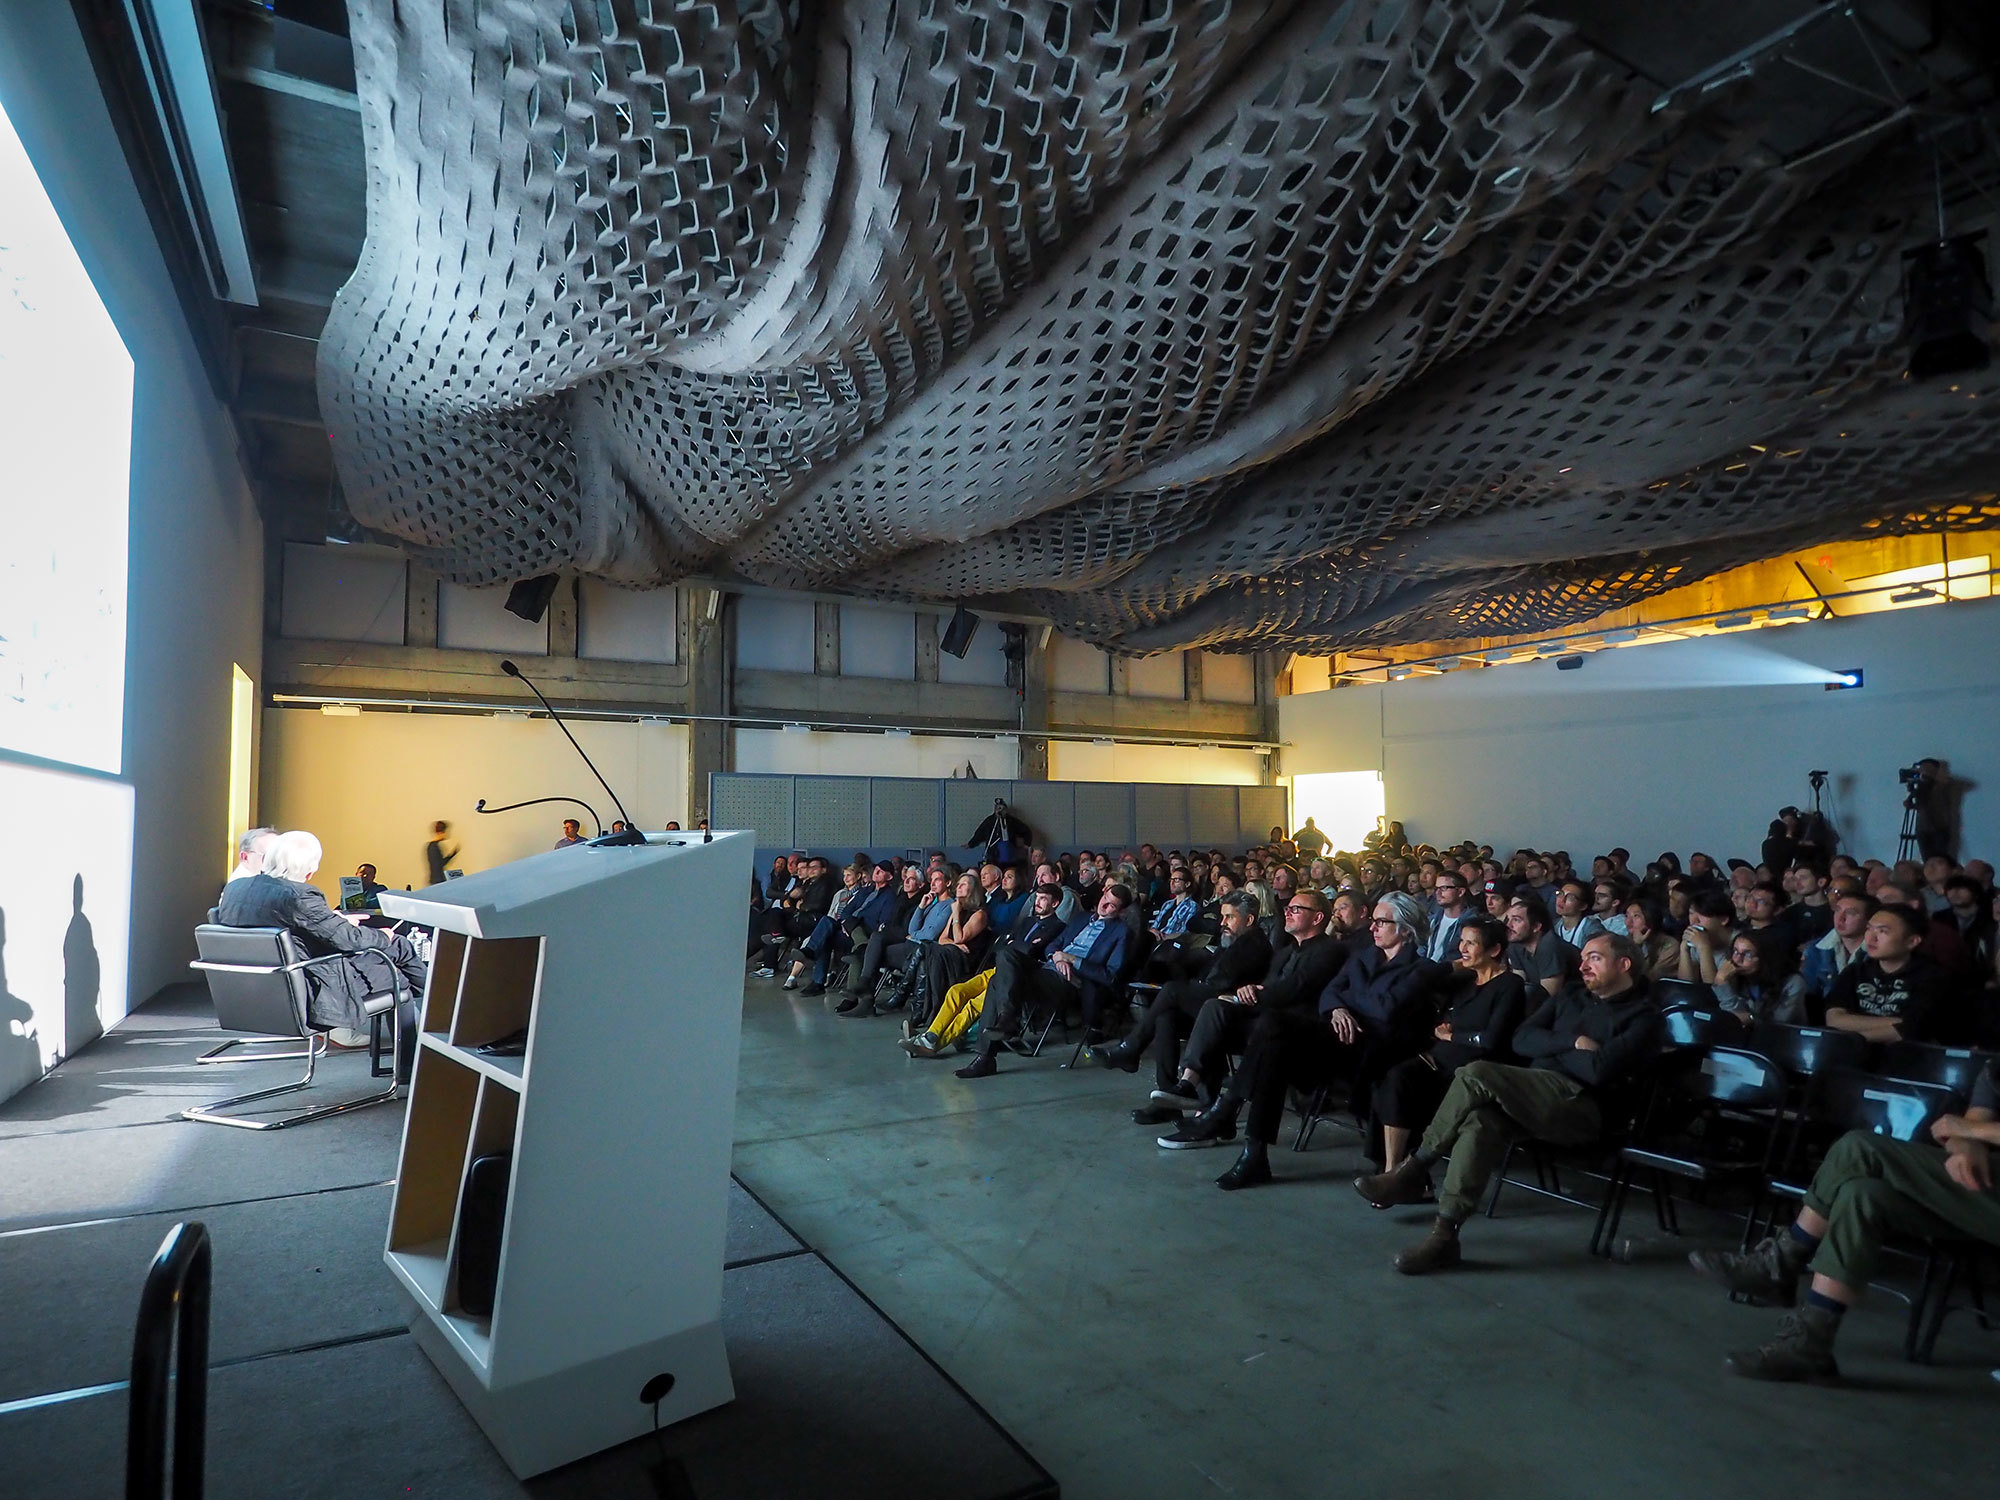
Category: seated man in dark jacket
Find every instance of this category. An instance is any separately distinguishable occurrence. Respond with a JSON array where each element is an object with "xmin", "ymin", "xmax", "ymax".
[
  {"xmin": 1149, "ymin": 890, "xmax": 1349, "ymax": 1115},
  {"xmin": 791, "ymin": 861, "xmax": 902, "ymax": 997},
  {"xmin": 215, "ymin": 830, "xmax": 428, "ymax": 1081},
  {"xmin": 1084, "ymin": 890, "xmax": 1272, "ymax": 1109},
  {"xmin": 1821, "ymin": 902, "xmax": 1952, "ymax": 1042},
  {"xmin": 901, "ymin": 885, "xmax": 1072, "ymax": 1057},
  {"xmin": 1159, "ymin": 892, "xmax": 1443, "ymax": 1186},
  {"xmin": 1356, "ymin": 932, "xmax": 1663, "ymax": 1274},
  {"xmin": 955, "ymin": 885, "xmax": 1133, "ymax": 1078}
]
